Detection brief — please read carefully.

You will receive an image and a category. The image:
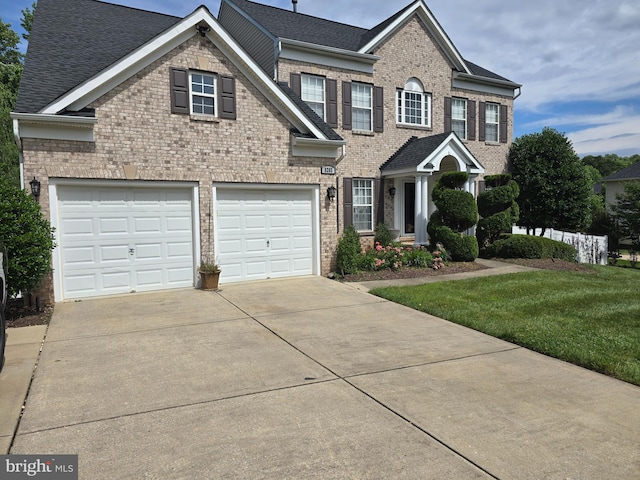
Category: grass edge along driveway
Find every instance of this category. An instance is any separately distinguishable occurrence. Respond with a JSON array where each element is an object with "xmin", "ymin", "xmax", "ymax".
[{"xmin": 370, "ymin": 266, "xmax": 640, "ymax": 386}]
